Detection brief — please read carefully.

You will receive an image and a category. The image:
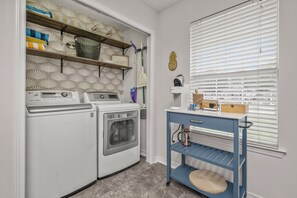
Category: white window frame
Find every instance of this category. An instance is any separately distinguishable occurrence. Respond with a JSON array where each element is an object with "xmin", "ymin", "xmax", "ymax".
[{"xmin": 190, "ymin": 0, "xmax": 280, "ymax": 149}]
